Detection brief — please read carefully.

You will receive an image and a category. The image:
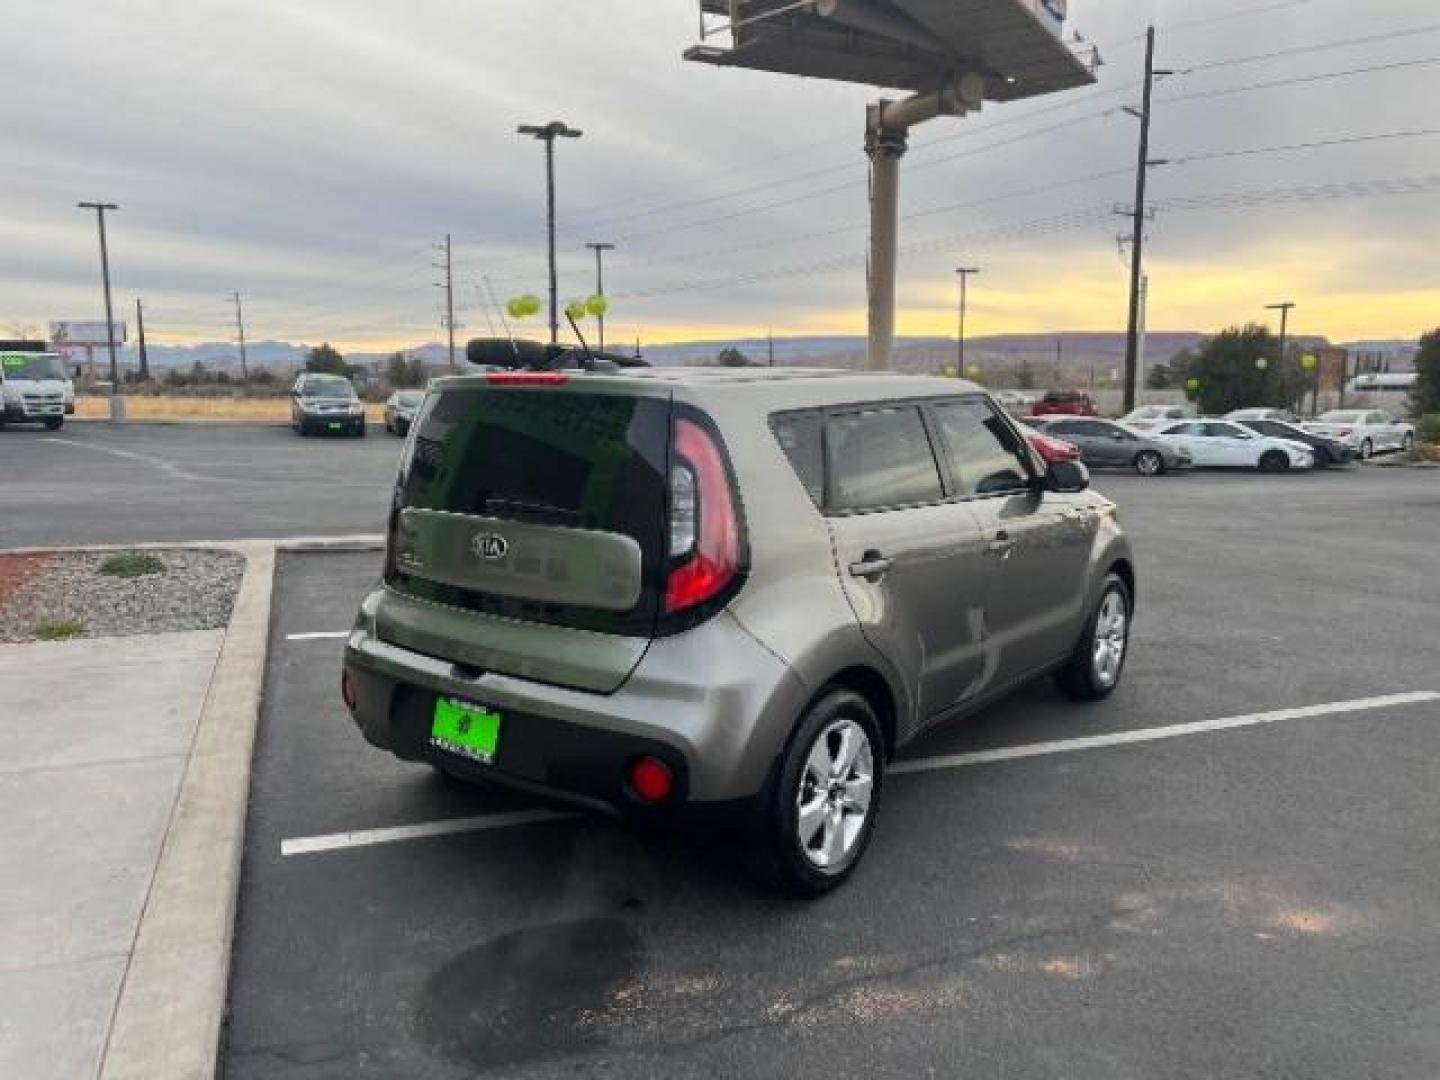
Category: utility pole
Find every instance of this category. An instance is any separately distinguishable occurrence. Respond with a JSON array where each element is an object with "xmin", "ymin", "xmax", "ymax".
[
  {"xmin": 135, "ymin": 298, "xmax": 149, "ymax": 381},
  {"xmin": 519, "ymin": 120, "xmax": 583, "ymax": 345},
  {"xmin": 768, "ymin": 329, "xmax": 775, "ymax": 367},
  {"xmin": 585, "ymin": 241, "xmax": 614, "ymax": 353},
  {"xmin": 434, "ymin": 234, "xmax": 456, "ymax": 370},
  {"xmin": 230, "ymin": 291, "xmax": 249, "ymax": 380},
  {"xmin": 1121, "ymin": 27, "xmax": 1173, "ymax": 414},
  {"xmin": 77, "ymin": 201, "xmax": 120, "ymax": 407},
  {"xmin": 955, "ymin": 266, "xmax": 980, "ymax": 372},
  {"xmin": 1266, "ymin": 300, "xmax": 1296, "ymax": 408}
]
